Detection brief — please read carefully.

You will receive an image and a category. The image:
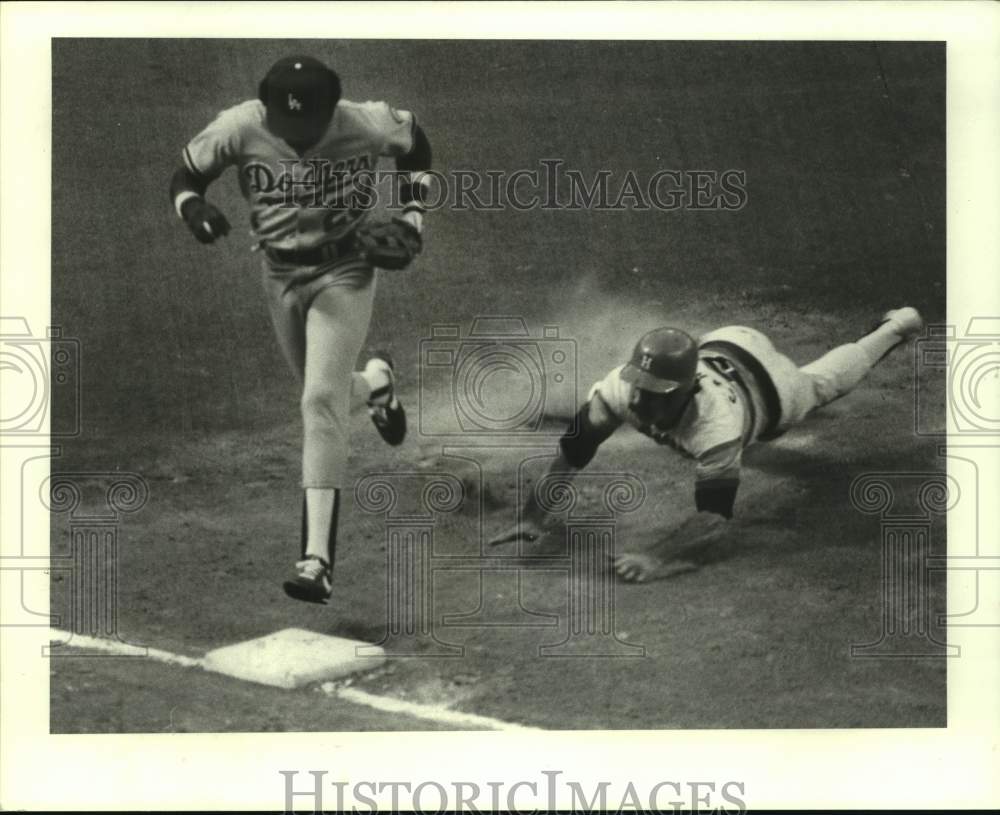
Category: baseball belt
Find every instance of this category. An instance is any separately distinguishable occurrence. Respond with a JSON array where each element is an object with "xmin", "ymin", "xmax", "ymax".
[
  {"xmin": 701, "ymin": 342, "xmax": 782, "ymax": 439},
  {"xmin": 702, "ymin": 353, "xmax": 764, "ymax": 445},
  {"xmin": 264, "ymin": 233, "xmax": 358, "ymax": 266}
]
